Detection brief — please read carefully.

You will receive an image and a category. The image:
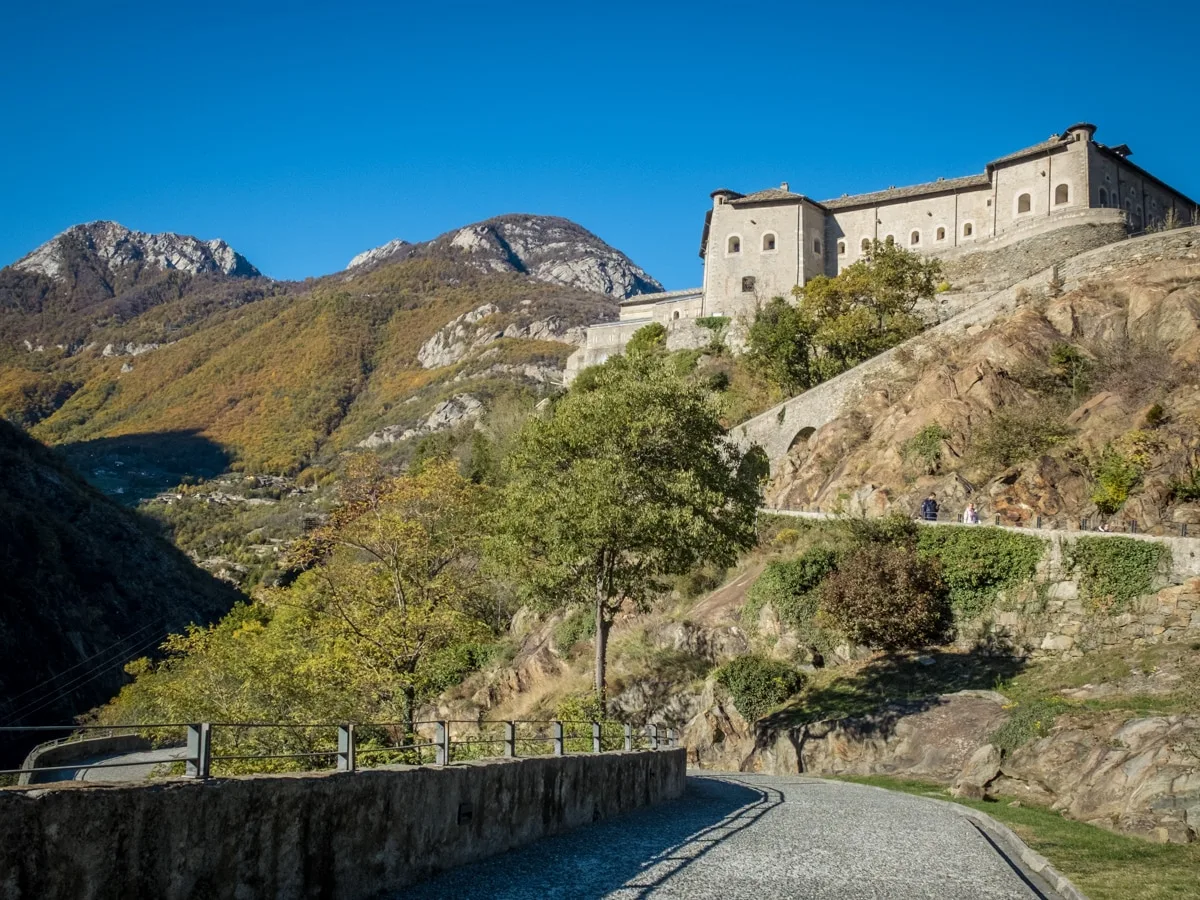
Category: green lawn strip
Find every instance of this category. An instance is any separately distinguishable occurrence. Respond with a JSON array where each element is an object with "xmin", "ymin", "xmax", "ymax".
[{"xmin": 835, "ymin": 775, "xmax": 1200, "ymax": 900}]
